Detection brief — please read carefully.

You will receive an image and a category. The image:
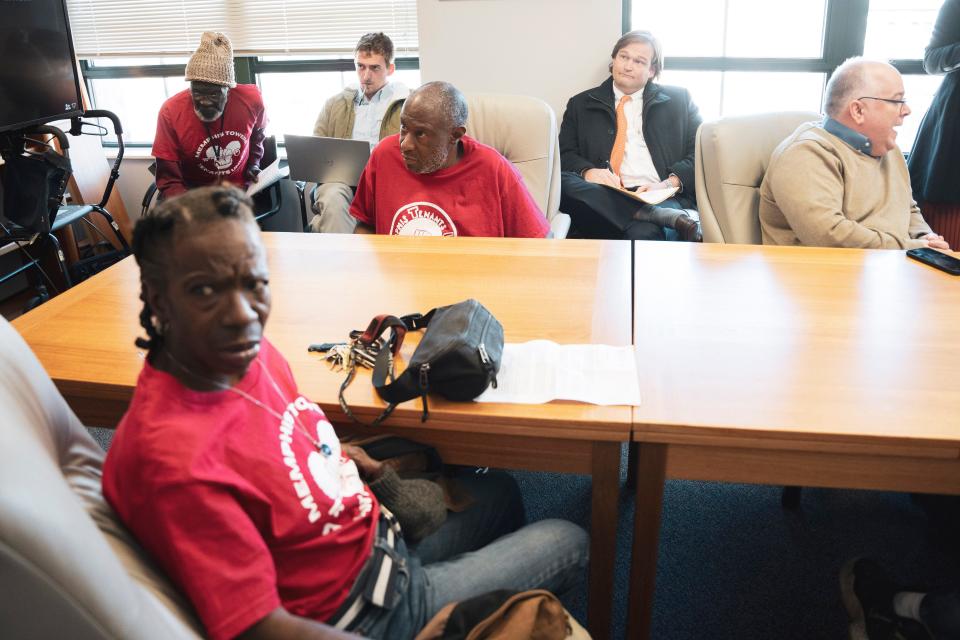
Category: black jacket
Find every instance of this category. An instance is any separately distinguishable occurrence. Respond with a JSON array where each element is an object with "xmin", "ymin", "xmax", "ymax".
[
  {"xmin": 559, "ymin": 76, "xmax": 701, "ymax": 208},
  {"xmin": 909, "ymin": 0, "xmax": 960, "ymax": 203}
]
